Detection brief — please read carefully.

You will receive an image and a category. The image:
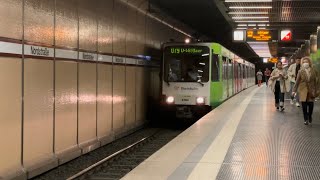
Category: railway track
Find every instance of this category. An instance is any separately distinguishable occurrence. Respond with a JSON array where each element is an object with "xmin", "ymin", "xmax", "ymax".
[{"xmin": 66, "ymin": 129, "xmax": 181, "ymax": 180}]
